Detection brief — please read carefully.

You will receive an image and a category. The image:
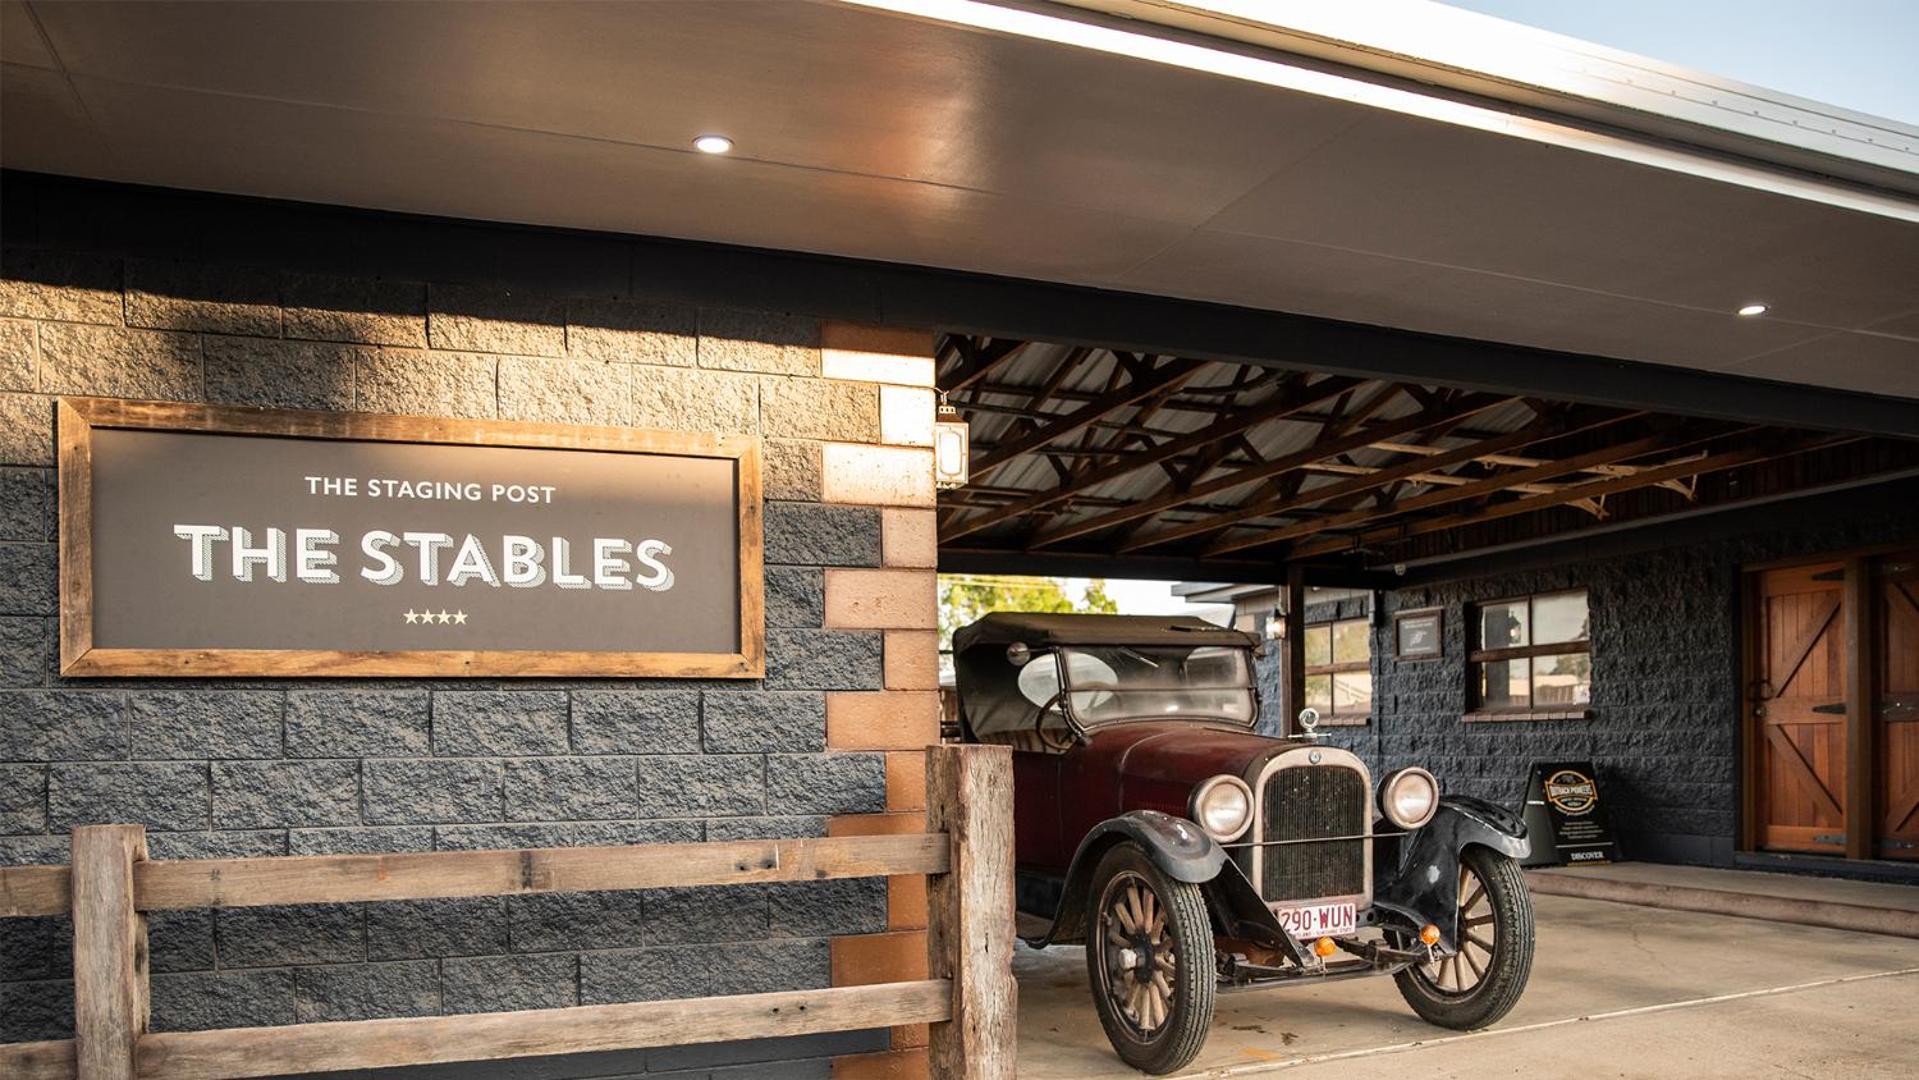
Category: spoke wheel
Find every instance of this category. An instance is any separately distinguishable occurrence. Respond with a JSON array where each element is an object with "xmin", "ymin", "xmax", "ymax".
[
  {"xmin": 1085, "ymin": 843, "xmax": 1215, "ymax": 1074},
  {"xmin": 1100, "ymin": 873, "xmax": 1178, "ymax": 1034},
  {"xmin": 1416, "ymin": 862, "xmax": 1496, "ymax": 995},
  {"xmin": 1394, "ymin": 846, "xmax": 1534, "ymax": 1031}
]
